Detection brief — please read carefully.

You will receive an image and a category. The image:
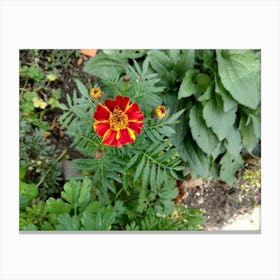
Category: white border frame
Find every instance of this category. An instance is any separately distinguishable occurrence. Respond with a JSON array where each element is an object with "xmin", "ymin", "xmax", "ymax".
[{"xmin": 1, "ymin": 0, "xmax": 280, "ymax": 279}]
